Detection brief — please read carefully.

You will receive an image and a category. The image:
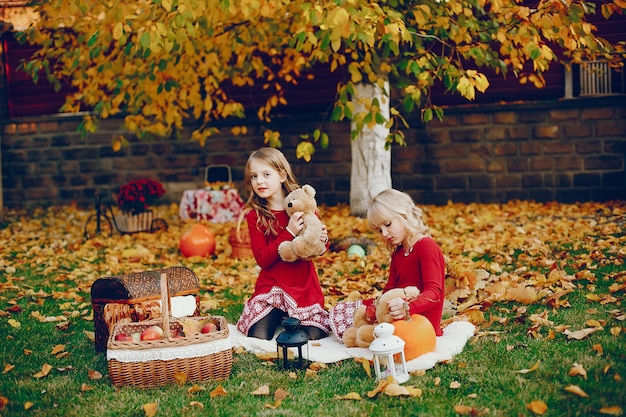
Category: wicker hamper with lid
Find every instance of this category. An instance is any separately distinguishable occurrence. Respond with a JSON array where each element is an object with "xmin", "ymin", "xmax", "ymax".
[
  {"xmin": 106, "ymin": 273, "xmax": 232, "ymax": 388},
  {"xmin": 91, "ymin": 266, "xmax": 199, "ymax": 352}
]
